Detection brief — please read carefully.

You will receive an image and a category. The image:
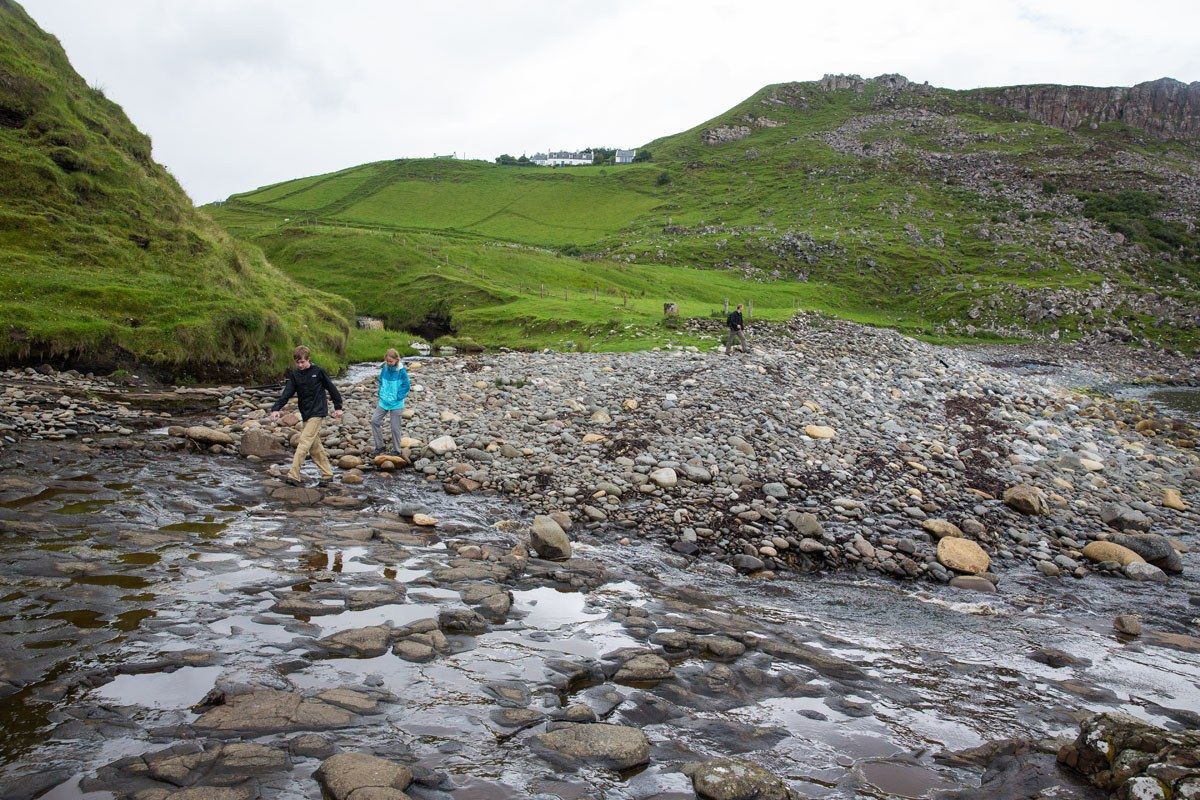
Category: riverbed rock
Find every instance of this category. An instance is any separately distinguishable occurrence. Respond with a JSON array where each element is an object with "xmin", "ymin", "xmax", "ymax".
[
  {"xmin": 650, "ymin": 468, "xmax": 678, "ymax": 488},
  {"xmin": 937, "ymin": 537, "xmax": 990, "ymax": 575},
  {"xmin": 428, "ymin": 436, "xmax": 456, "ymax": 455},
  {"xmin": 1058, "ymin": 712, "xmax": 1200, "ymax": 799},
  {"xmin": 1100, "ymin": 503, "xmax": 1152, "ymax": 532},
  {"xmin": 186, "ymin": 426, "xmax": 235, "ymax": 446},
  {"xmin": 531, "ymin": 723, "xmax": 650, "ymax": 771},
  {"xmin": 804, "ymin": 425, "xmax": 836, "ymax": 440},
  {"xmin": 1081, "ymin": 541, "xmax": 1144, "ymax": 566},
  {"xmin": 1003, "ymin": 485, "xmax": 1049, "ymax": 515},
  {"xmin": 239, "ymin": 429, "xmax": 285, "ymax": 458},
  {"xmin": 1107, "ymin": 532, "xmax": 1183, "ymax": 573},
  {"xmin": 1123, "ymin": 562, "xmax": 1168, "ymax": 582},
  {"xmin": 682, "ymin": 757, "xmax": 797, "ymax": 800},
  {"xmin": 315, "ymin": 626, "xmax": 392, "ymax": 658},
  {"xmin": 314, "ymin": 752, "xmax": 413, "ymax": 800},
  {"xmin": 1114, "ymin": 614, "xmax": 1142, "ymax": 636},
  {"xmin": 1162, "ymin": 488, "xmax": 1187, "ymax": 511},
  {"xmin": 530, "ymin": 515, "xmax": 572, "ymax": 560},
  {"xmin": 948, "ymin": 575, "xmax": 996, "ymax": 593},
  {"xmin": 922, "ymin": 519, "xmax": 963, "ymax": 539},
  {"xmin": 193, "ymin": 690, "xmax": 362, "ymax": 734}
]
